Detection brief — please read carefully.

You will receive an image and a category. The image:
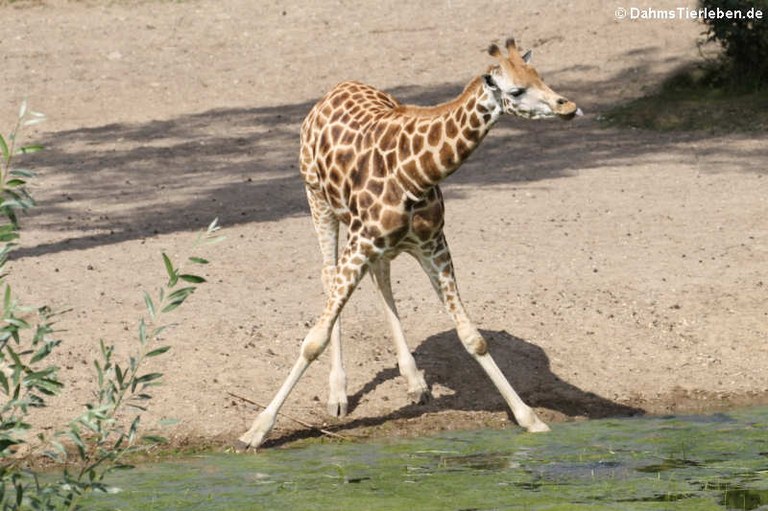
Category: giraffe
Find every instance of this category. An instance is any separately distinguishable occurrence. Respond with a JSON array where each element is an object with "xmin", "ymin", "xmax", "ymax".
[{"xmin": 237, "ymin": 37, "xmax": 581, "ymax": 449}]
